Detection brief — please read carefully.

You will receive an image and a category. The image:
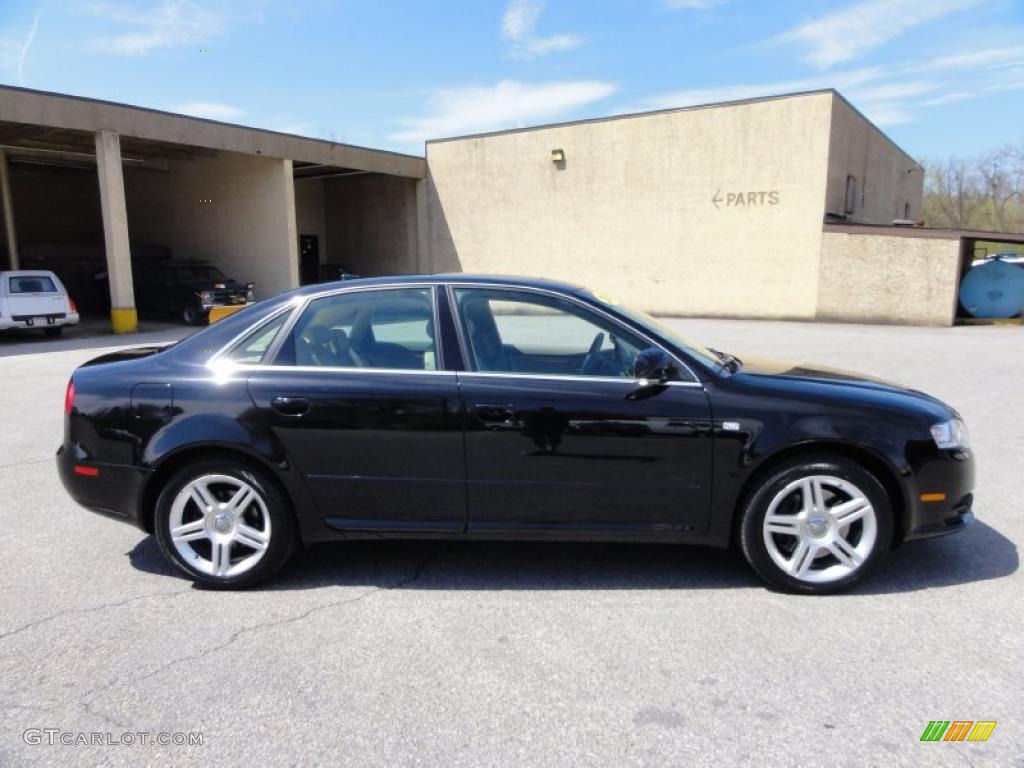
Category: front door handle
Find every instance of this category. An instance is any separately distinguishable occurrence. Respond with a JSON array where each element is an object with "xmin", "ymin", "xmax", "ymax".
[
  {"xmin": 472, "ymin": 403, "xmax": 517, "ymax": 424},
  {"xmin": 271, "ymin": 396, "xmax": 310, "ymax": 416}
]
